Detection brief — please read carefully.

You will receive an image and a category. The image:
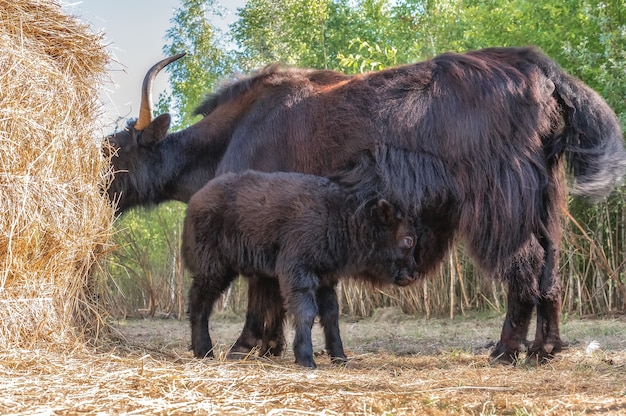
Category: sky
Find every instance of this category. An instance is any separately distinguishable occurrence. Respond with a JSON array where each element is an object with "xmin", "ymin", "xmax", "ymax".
[{"xmin": 63, "ymin": 0, "xmax": 246, "ymax": 131}]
